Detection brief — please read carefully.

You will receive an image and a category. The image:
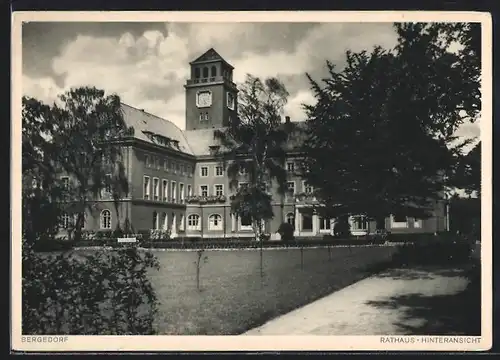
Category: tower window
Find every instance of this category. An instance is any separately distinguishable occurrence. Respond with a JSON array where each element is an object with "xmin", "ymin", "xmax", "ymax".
[
  {"xmin": 194, "ymin": 67, "xmax": 200, "ymax": 79},
  {"xmin": 211, "ymin": 66, "xmax": 217, "ymax": 77},
  {"xmin": 203, "ymin": 67, "xmax": 209, "ymax": 78},
  {"xmin": 227, "ymin": 92, "xmax": 235, "ymax": 110}
]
